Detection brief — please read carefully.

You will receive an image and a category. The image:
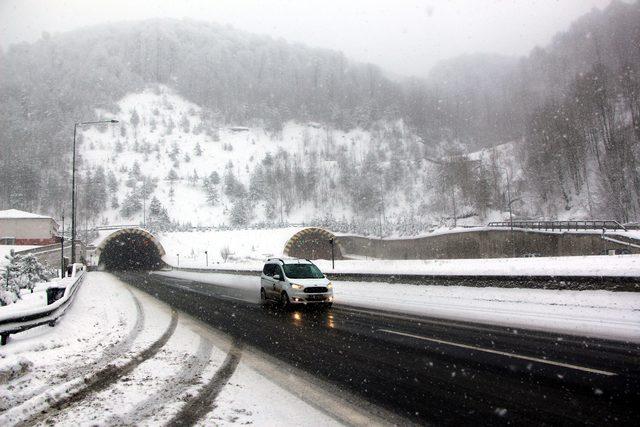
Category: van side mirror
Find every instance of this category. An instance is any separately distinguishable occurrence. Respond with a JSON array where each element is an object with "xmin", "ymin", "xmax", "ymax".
[{"xmin": 273, "ymin": 274, "xmax": 281, "ymax": 280}]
